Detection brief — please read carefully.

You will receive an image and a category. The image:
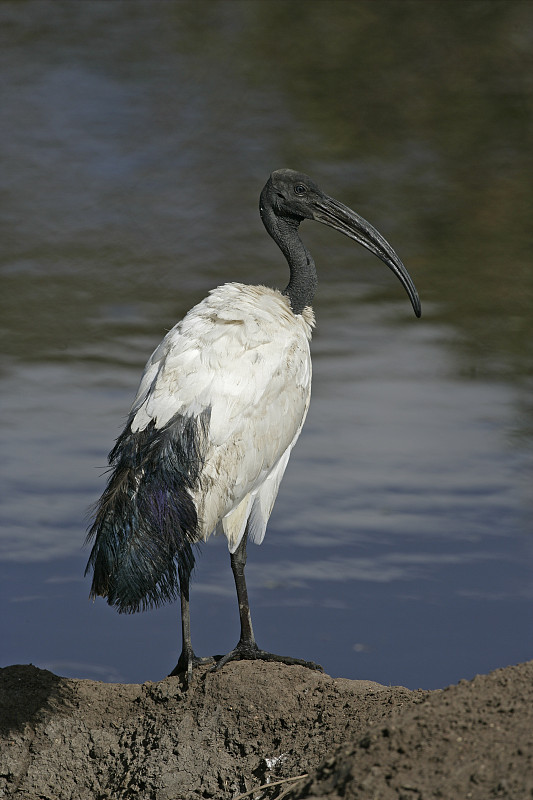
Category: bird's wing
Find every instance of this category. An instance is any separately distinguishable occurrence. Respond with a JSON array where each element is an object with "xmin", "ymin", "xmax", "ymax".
[
  {"xmin": 126, "ymin": 283, "xmax": 314, "ymax": 546},
  {"xmin": 218, "ymin": 373, "xmax": 311, "ymax": 553},
  {"xmin": 246, "ymin": 442, "xmax": 294, "ymax": 548},
  {"xmin": 194, "ymin": 285, "xmax": 313, "ymax": 545}
]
